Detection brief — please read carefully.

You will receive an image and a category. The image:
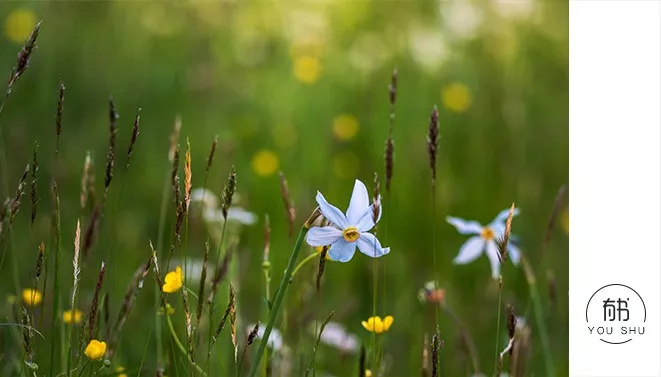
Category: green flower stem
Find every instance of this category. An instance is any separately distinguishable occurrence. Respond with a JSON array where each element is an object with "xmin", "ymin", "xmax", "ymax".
[
  {"xmin": 493, "ymin": 276, "xmax": 503, "ymax": 376},
  {"xmin": 248, "ymin": 225, "xmax": 309, "ymax": 377},
  {"xmin": 165, "ymin": 312, "xmax": 208, "ymax": 377},
  {"xmin": 522, "ymin": 257, "xmax": 555, "ymax": 377},
  {"xmin": 290, "ymin": 252, "xmax": 318, "ymax": 280}
]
